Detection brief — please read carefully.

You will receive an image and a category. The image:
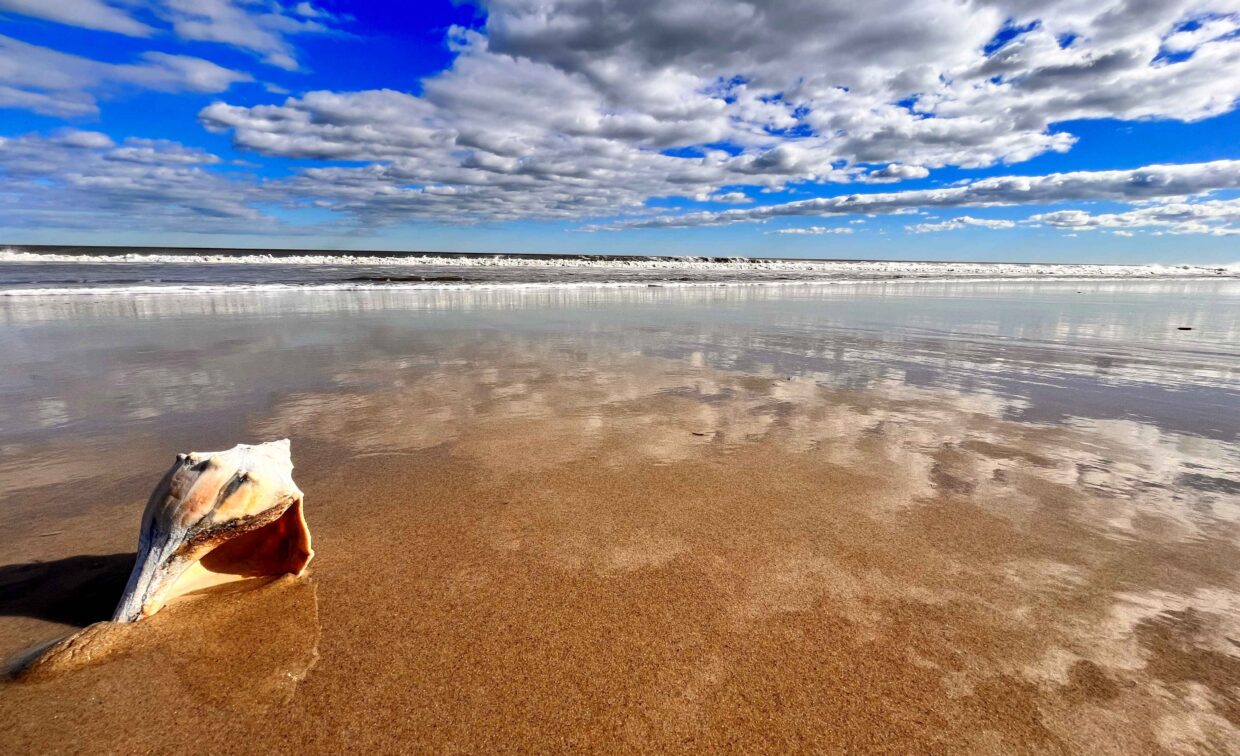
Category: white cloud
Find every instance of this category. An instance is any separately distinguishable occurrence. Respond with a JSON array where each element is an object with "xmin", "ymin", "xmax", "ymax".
[
  {"xmin": 0, "ymin": 35, "xmax": 251, "ymax": 116},
  {"xmin": 293, "ymin": 2, "xmax": 324, "ymax": 19},
  {"xmin": 1162, "ymin": 17, "xmax": 1240, "ymax": 53},
  {"xmin": 602, "ymin": 160, "xmax": 1240, "ymax": 229},
  {"xmin": 128, "ymin": 51, "xmax": 254, "ymax": 92},
  {"xmin": 708, "ymin": 191, "xmax": 752, "ymax": 204},
  {"xmin": 0, "ymin": 131, "xmax": 280, "ymax": 231},
  {"xmin": 158, "ymin": 0, "xmax": 334, "ymax": 71},
  {"xmin": 863, "ymin": 164, "xmax": 931, "ymax": 183},
  {"xmin": 0, "ymin": 0, "xmax": 339, "ymax": 70},
  {"xmin": 480, "ymin": 0, "xmax": 1240, "ymax": 157},
  {"xmin": 907, "ymin": 216, "xmax": 1017, "ymax": 233},
  {"xmin": 893, "ymin": 196, "xmax": 1240, "ymax": 236},
  {"xmin": 201, "ymin": 89, "xmax": 444, "ymax": 160},
  {"xmin": 56, "ymin": 129, "xmax": 115, "ymax": 149},
  {"xmin": 7, "ymin": 0, "xmax": 1240, "ymax": 236},
  {"xmin": 0, "ymin": 0, "xmax": 153, "ymax": 36},
  {"xmin": 1030, "ymin": 198, "xmax": 1240, "ymax": 236},
  {"xmin": 188, "ymin": 1, "xmax": 1240, "ymax": 228},
  {"xmin": 770, "ymin": 226, "xmax": 854, "ymax": 235}
]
